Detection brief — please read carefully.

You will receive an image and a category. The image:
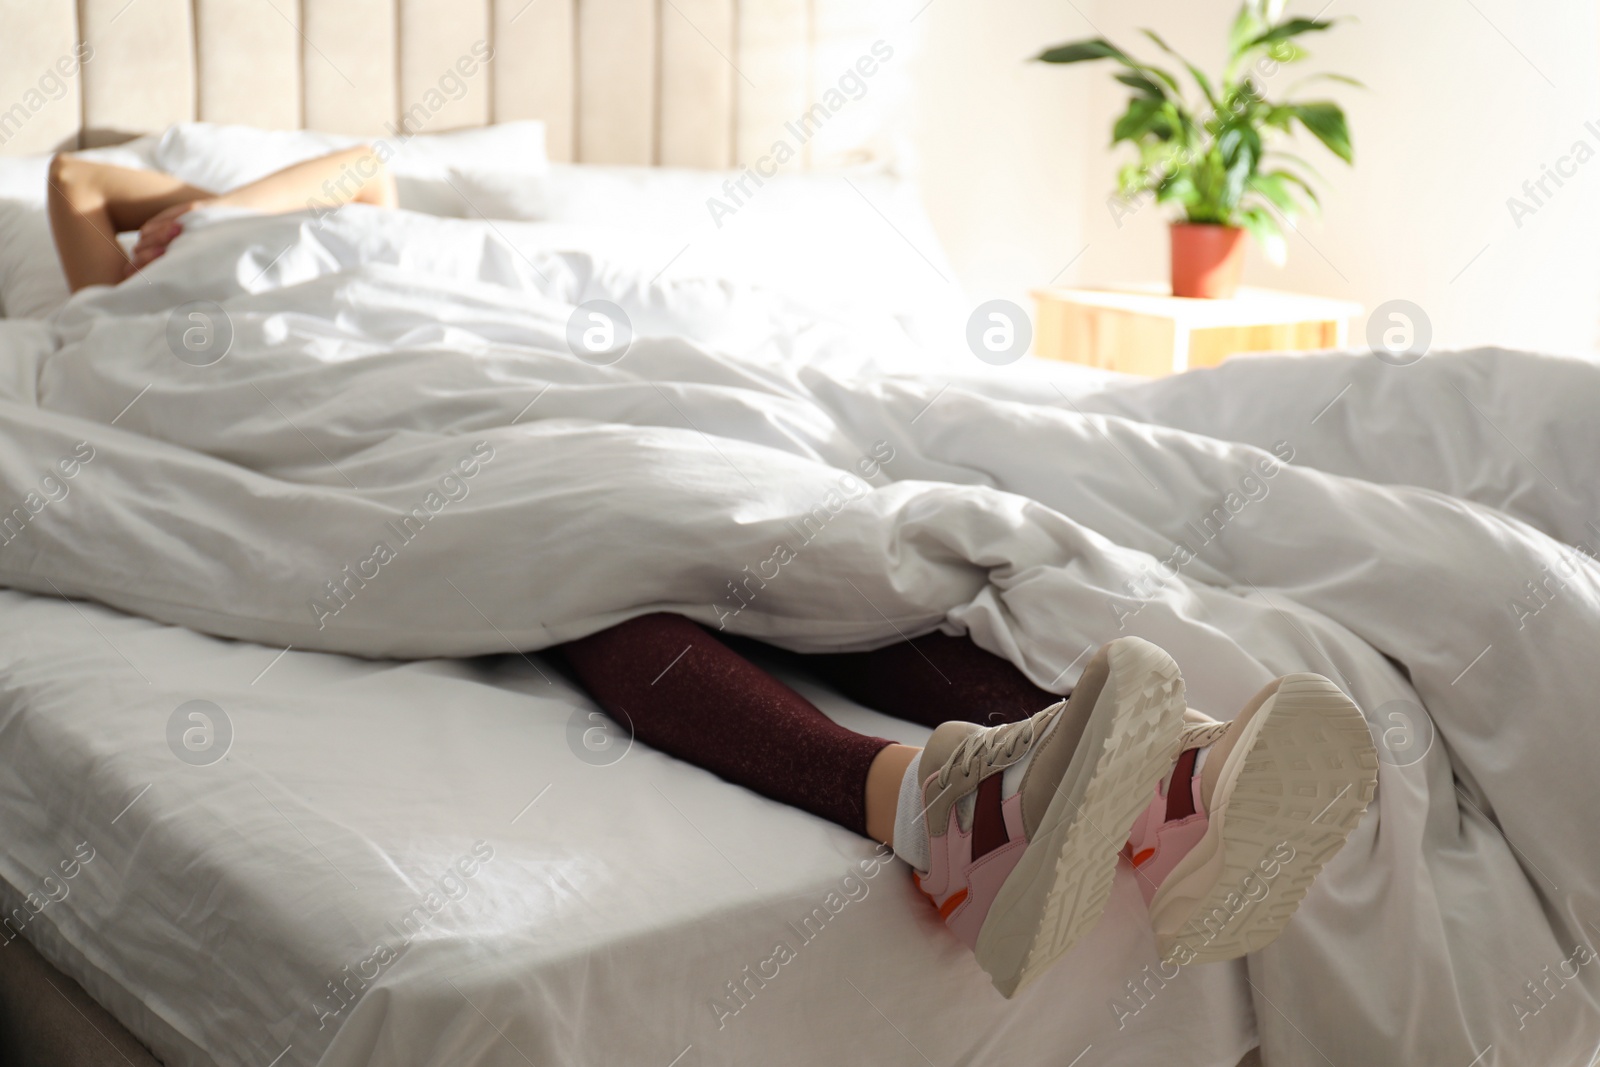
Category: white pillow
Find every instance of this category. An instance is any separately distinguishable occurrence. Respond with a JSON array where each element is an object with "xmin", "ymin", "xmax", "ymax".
[
  {"xmin": 527, "ymin": 163, "xmax": 962, "ymax": 342},
  {"xmin": 0, "ymin": 201, "xmax": 69, "ymax": 319},
  {"xmin": 152, "ymin": 121, "xmax": 549, "ymax": 217},
  {"xmin": 0, "ymin": 139, "xmax": 159, "ymax": 319},
  {"xmin": 151, "ymin": 124, "xmax": 353, "ymax": 193},
  {"xmin": 444, "ymin": 165, "xmax": 549, "ymax": 221},
  {"xmin": 0, "ymin": 157, "xmax": 50, "ymax": 202},
  {"xmin": 0, "ymin": 137, "xmax": 159, "ymax": 202}
]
